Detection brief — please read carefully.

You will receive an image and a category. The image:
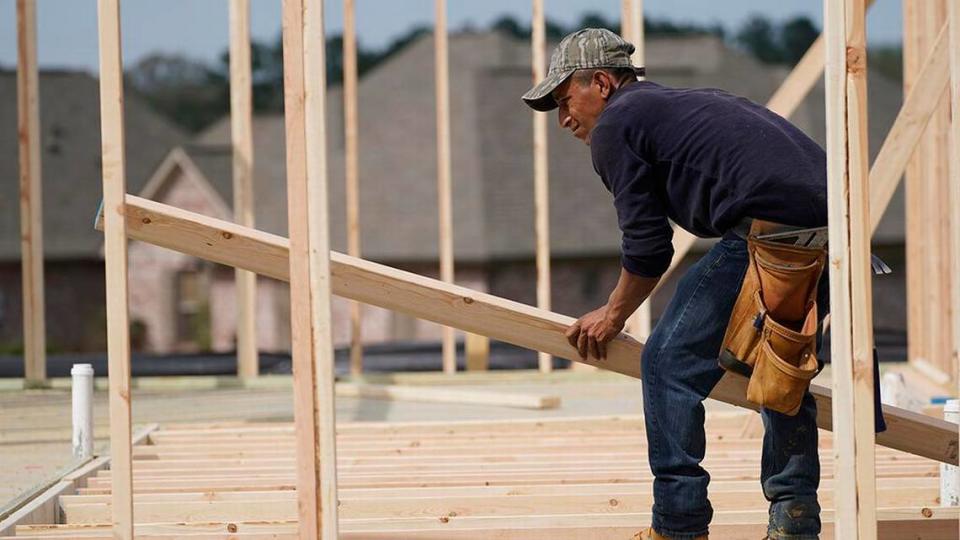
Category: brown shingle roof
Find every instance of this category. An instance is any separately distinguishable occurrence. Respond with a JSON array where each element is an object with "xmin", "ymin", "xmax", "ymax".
[{"xmin": 0, "ymin": 70, "xmax": 186, "ymax": 260}]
